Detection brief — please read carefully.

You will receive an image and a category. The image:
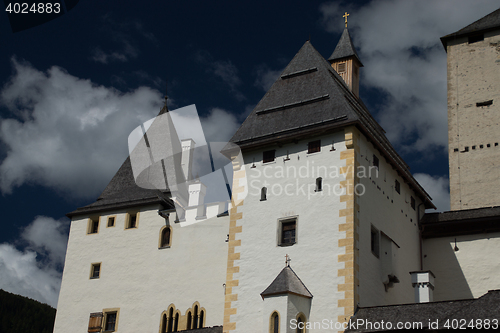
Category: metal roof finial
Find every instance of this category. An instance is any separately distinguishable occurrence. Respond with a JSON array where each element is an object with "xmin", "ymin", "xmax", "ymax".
[{"xmin": 343, "ymin": 12, "xmax": 350, "ymax": 28}]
